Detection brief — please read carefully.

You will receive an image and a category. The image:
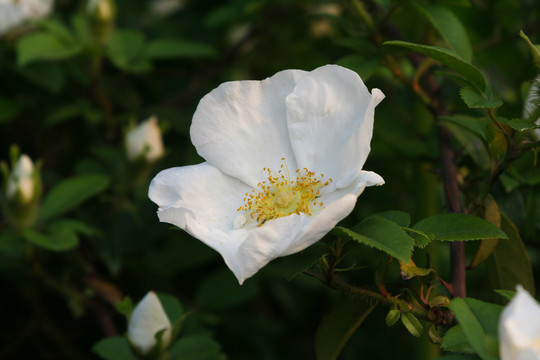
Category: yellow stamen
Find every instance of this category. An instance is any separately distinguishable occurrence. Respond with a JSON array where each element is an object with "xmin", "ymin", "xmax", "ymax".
[{"xmin": 238, "ymin": 158, "xmax": 332, "ymax": 226}]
